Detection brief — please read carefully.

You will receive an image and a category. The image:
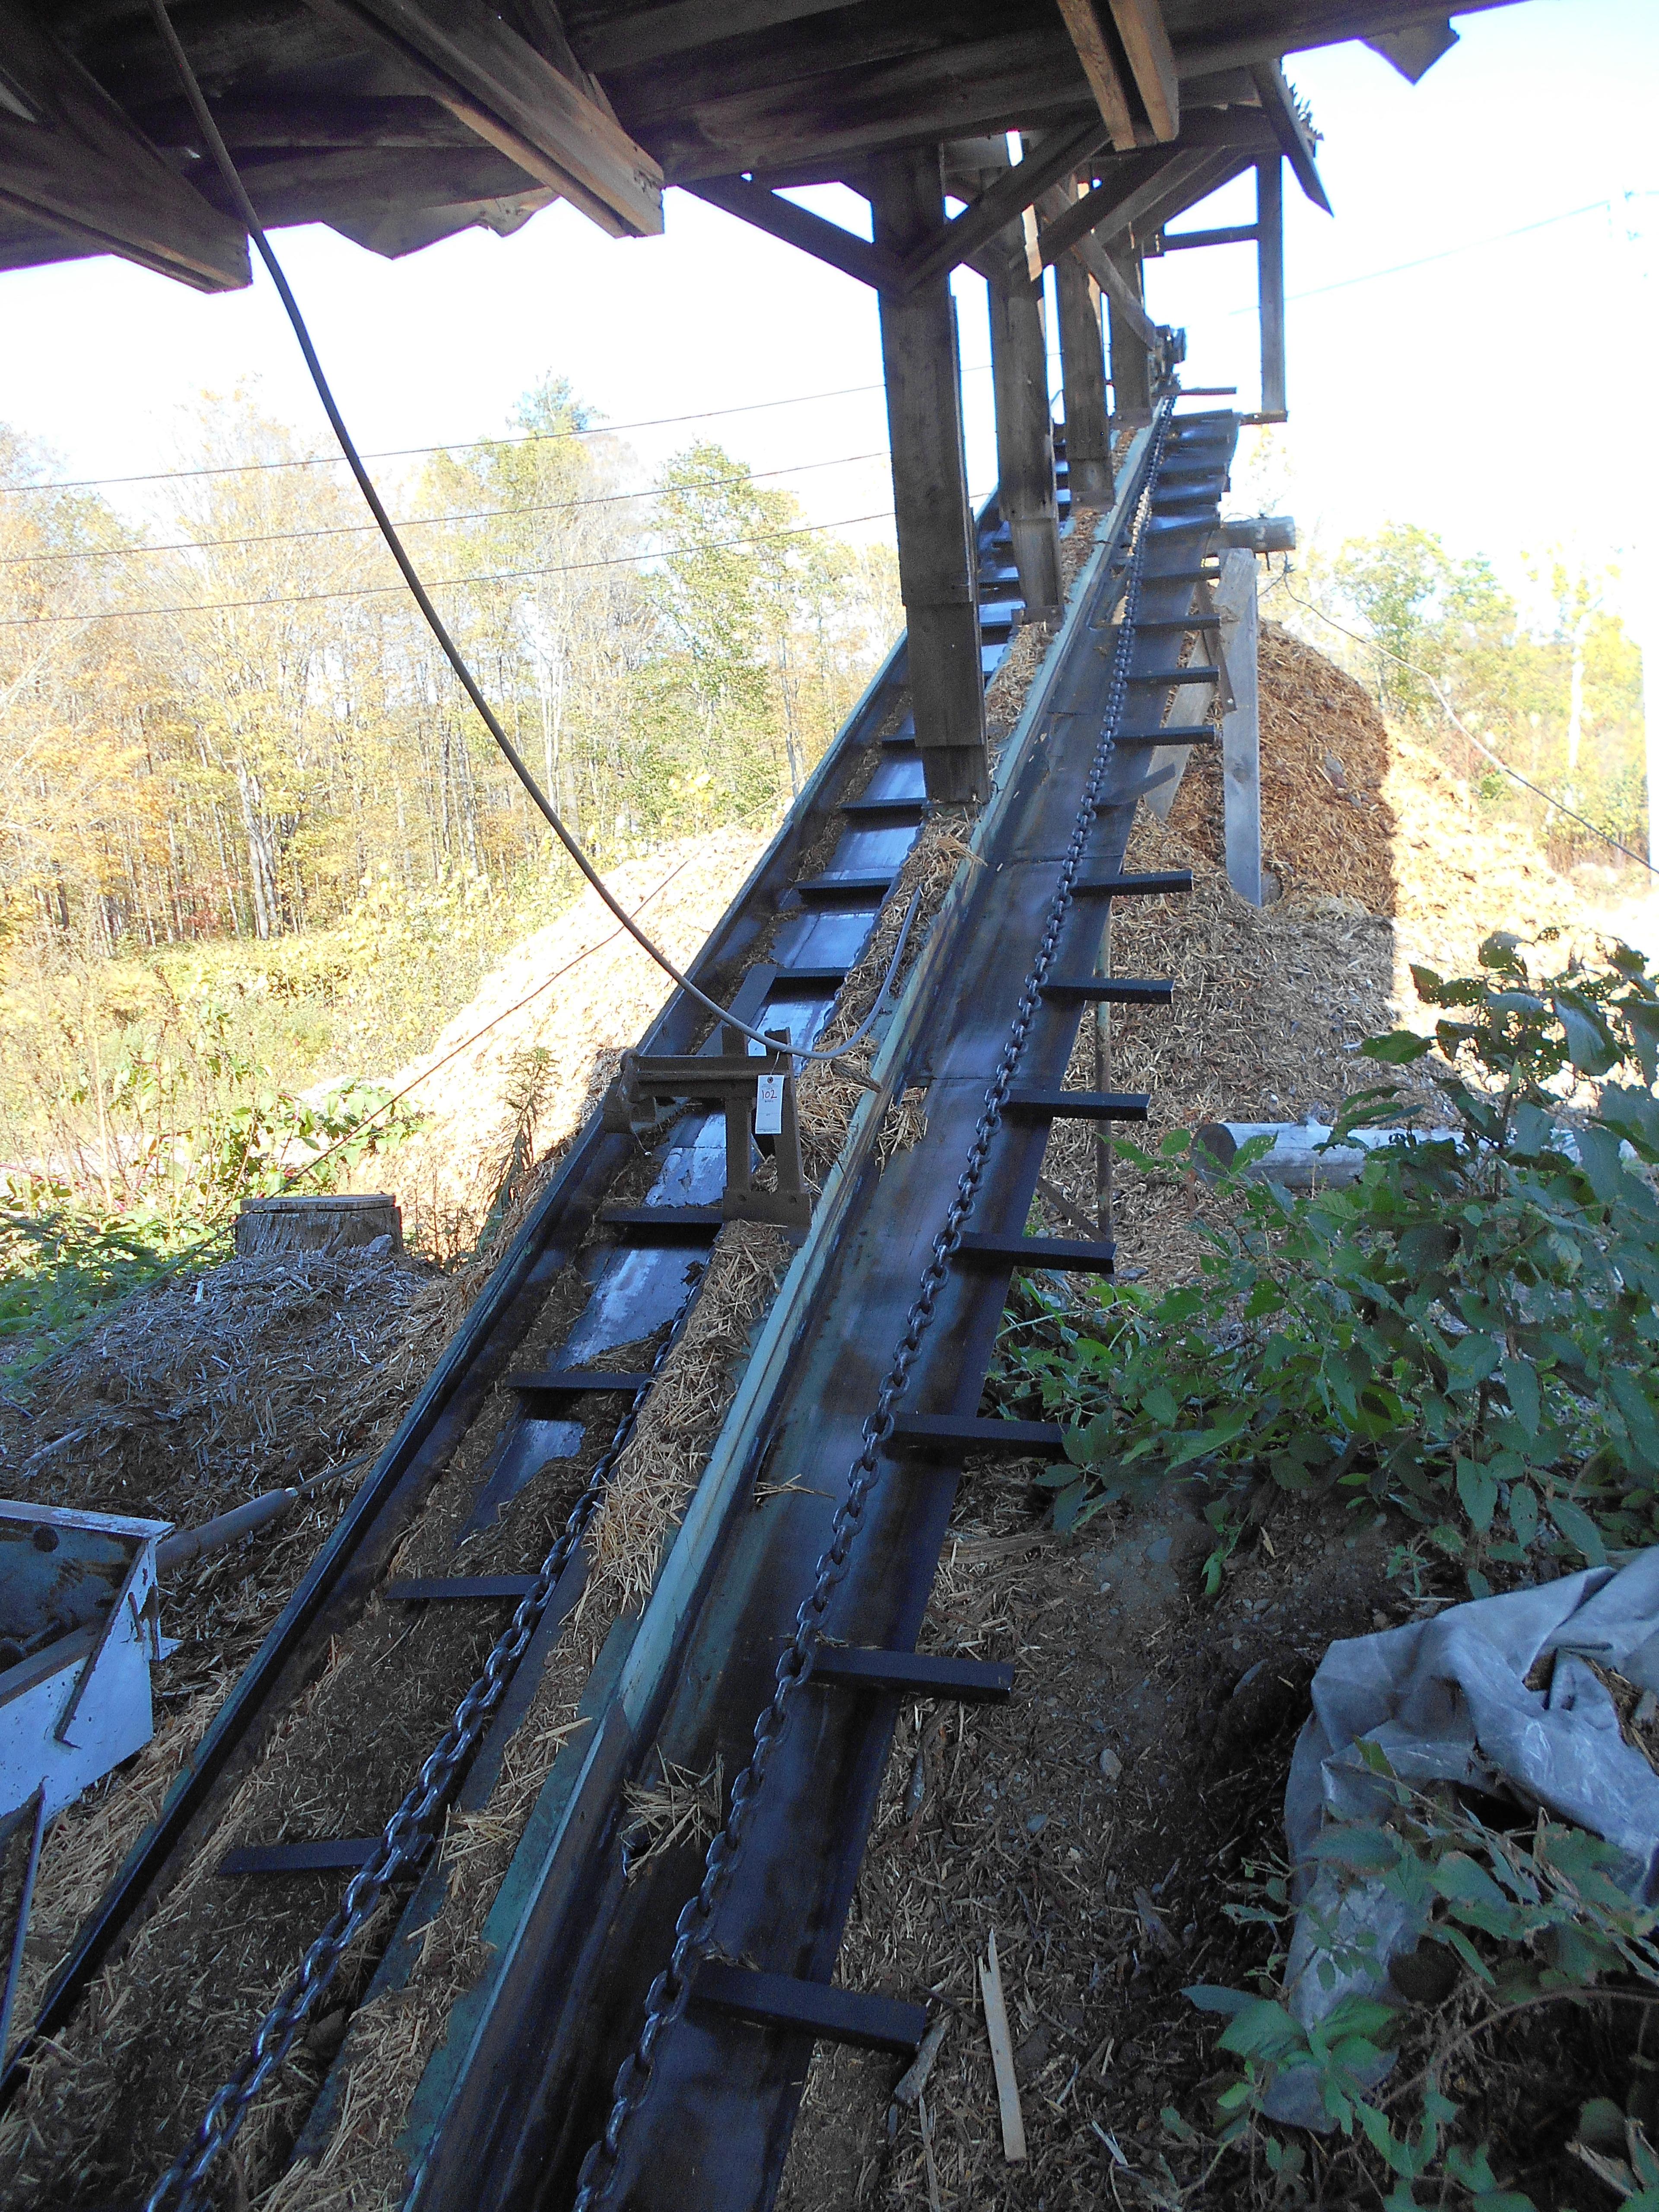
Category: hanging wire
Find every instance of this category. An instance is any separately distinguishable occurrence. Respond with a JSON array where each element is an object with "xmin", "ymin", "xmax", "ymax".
[
  {"xmin": 1272, "ymin": 564, "xmax": 1659, "ymax": 879},
  {"xmin": 146, "ymin": 0, "xmax": 921, "ymax": 1068}
]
